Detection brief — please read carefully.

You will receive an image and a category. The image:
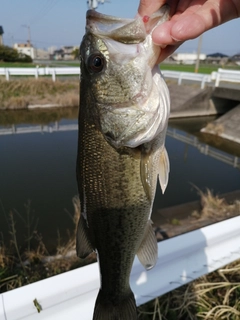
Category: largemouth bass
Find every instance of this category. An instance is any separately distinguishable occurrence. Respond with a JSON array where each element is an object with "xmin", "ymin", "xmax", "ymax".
[{"xmin": 76, "ymin": 5, "xmax": 170, "ymax": 320}]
